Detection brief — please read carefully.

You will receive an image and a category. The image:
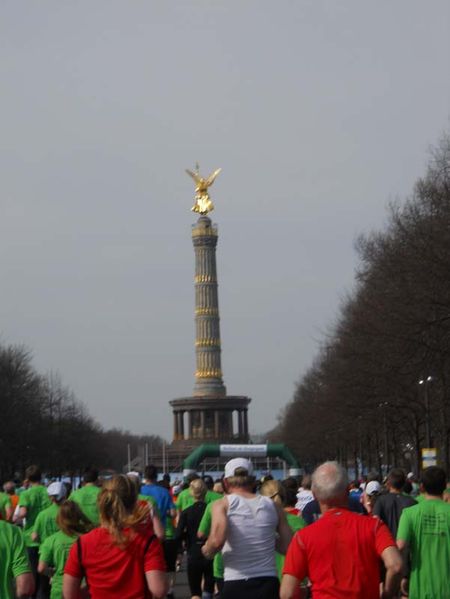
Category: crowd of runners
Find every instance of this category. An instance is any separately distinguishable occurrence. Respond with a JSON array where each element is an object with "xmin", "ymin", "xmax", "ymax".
[{"xmin": 0, "ymin": 460, "xmax": 449, "ymax": 599}]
